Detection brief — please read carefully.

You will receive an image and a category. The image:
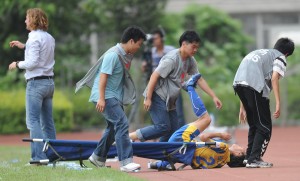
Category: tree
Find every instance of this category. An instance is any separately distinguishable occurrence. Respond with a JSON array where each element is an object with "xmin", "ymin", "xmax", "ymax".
[
  {"xmin": 0, "ymin": 0, "xmax": 167, "ymax": 87},
  {"xmin": 0, "ymin": 0, "xmax": 92, "ymax": 87},
  {"xmin": 0, "ymin": 0, "xmax": 168, "ymax": 130}
]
